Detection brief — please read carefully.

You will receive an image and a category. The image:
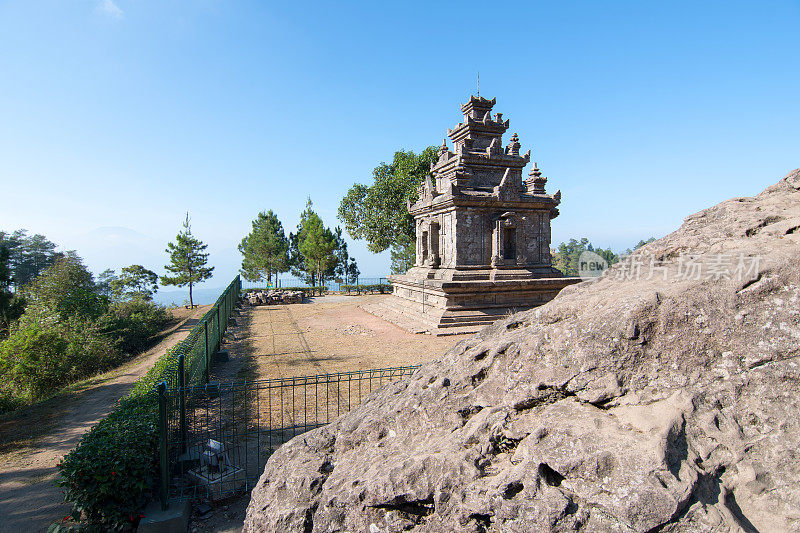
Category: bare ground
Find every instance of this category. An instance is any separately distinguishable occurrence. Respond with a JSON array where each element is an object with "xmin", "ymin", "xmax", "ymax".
[
  {"xmin": 0, "ymin": 305, "xmax": 211, "ymax": 533},
  {"xmin": 234, "ymin": 294, "xmax": 465, "ymax": 379},
  {"xmin": 189, "ymin": 294, "xmax": 469, "ymax": 532}
]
